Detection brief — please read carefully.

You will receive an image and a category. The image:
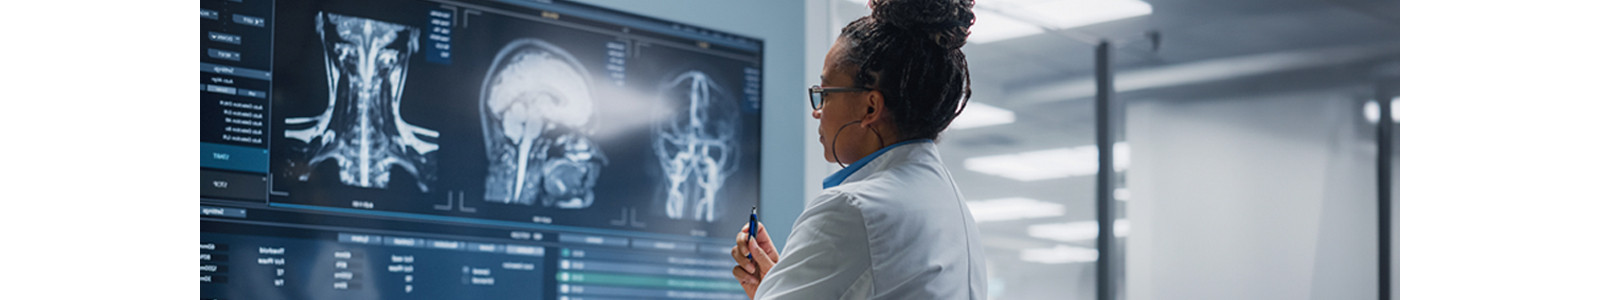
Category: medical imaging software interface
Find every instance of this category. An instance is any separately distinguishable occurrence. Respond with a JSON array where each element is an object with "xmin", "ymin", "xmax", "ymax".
[{"xmin": 200, "ymin": 0, "xmax": 763, "ymax": 298}]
